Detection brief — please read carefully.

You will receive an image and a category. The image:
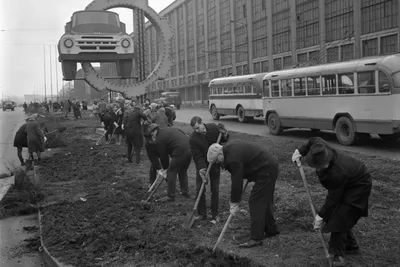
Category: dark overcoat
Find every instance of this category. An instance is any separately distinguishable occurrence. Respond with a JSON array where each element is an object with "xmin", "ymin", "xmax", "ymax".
[
  {"xmin": 123, "ymin": 107, "xmax": 147, "ymax": 147},
  {"xmin": 13, "ymin": 124, "xmax": 28, "ymax": 148},
  {"xmin": 26, "ymin": 118, "xmax": 45, "ymax": 153}
]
